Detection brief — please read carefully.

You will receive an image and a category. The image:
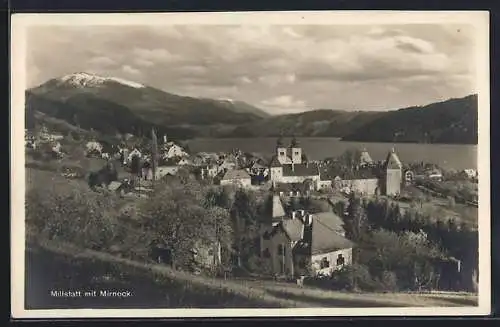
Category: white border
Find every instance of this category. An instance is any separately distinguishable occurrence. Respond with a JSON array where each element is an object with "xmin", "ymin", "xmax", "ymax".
[{"xmin": 10, "ymin": 11, "xmax": 491, "ymax": 318}]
